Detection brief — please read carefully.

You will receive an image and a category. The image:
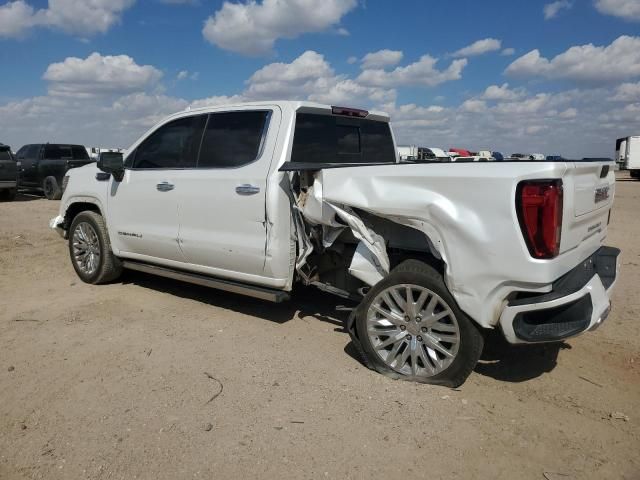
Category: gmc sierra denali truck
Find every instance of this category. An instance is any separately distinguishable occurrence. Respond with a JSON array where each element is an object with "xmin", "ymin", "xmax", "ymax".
[{"xmin": 50, "ymin": 101, "xmax": 620, "ymax": 387}]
